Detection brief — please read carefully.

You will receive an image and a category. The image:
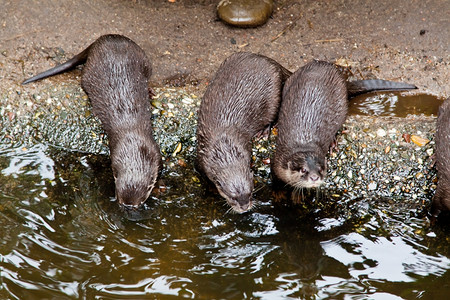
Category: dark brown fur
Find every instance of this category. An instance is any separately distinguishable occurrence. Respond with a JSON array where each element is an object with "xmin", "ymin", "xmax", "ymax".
[
  {"xmin": 272, "ymin": 60, "xmax": 417, "ymax": 190},
  {"xmin": 272, "ymin": 61, "xmax": 347, "ymax": 189},
  {"xmin": 430, "ymin": 98, "xmax": 450, "ymax": 219},
  {"xmin": 23, "ymin": 34, "xmax": 162, "ymax": 208},
  {"xmin": 196, "ymin": 52, "xmax": 291, "ymax": 213}
]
